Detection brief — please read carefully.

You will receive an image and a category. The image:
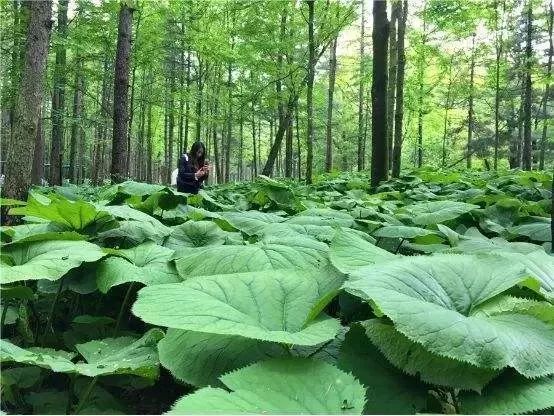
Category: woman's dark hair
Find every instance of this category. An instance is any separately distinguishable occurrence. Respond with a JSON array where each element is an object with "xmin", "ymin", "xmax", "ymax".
[{"xmin": 189, "ymin": 141, "xmax": 206, "ymax": 169}]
